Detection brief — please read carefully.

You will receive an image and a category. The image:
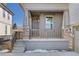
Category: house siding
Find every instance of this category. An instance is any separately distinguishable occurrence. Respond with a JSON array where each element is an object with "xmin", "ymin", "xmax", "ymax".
[
  {"xmin": 69, "ymin": 3, "xmax": 79, "ymax": 26},
  {"xmin": 0, "ymin": 6, "xmax": 12, "ymax": 35},
  {"xmin": 69, "ymin": 3, "xmax": 79, "ymax": 52}
]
